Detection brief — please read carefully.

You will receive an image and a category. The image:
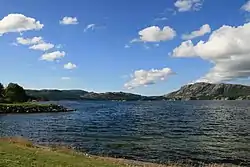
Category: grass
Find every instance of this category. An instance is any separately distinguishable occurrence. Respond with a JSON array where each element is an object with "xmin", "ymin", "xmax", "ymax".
[
  {"xmin": 0, "ymin": 137, "xmax": 127, "ymax": 167},
  {"xmin": 0, "ymin": 138, "xmax": 240, "ymax": 167}
]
